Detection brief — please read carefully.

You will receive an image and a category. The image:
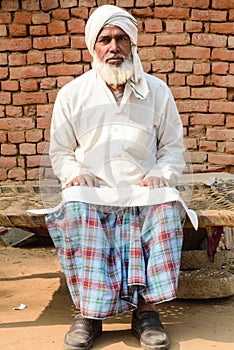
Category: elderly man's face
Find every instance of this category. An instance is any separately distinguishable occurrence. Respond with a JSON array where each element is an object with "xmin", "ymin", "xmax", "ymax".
[{"xmin": 94, "ymin": 26, "xmax": 131, "ymax": 67}]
